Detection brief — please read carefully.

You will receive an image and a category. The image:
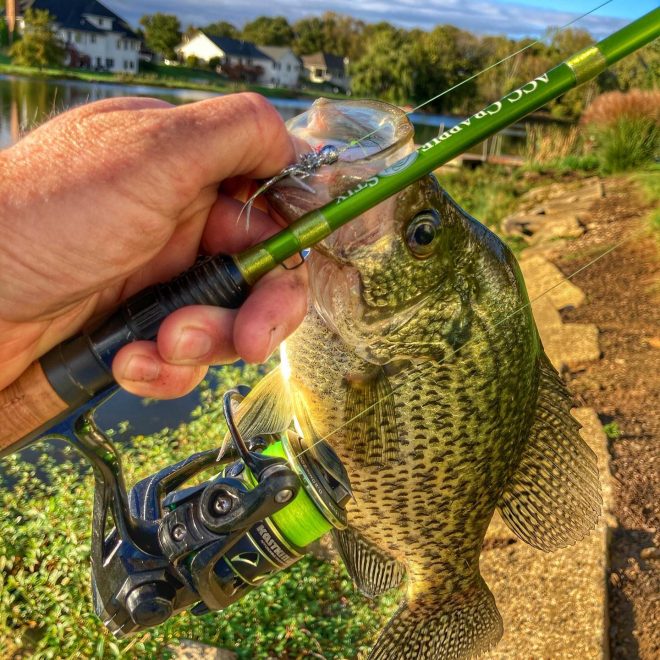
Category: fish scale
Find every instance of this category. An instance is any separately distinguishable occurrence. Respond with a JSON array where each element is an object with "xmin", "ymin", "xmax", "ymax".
[{"xmin": 234, "ymin": 99, "xmax": 602, "ymax": 658}]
